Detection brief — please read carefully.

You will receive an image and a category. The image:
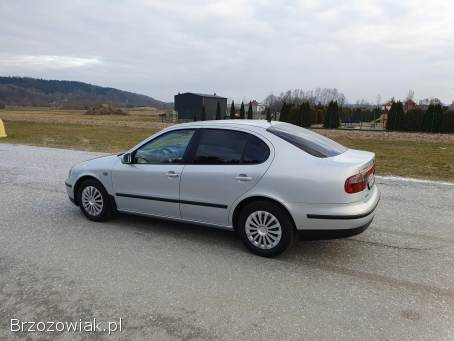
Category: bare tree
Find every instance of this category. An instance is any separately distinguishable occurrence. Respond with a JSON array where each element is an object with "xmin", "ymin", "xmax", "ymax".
[
  {"xmin": 263, "ymin": 94, "xmax": 282, "ymax": 114},
  {"xmin": 264, "ymin": 88, "xmax": 347, "ymax": 109}
]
